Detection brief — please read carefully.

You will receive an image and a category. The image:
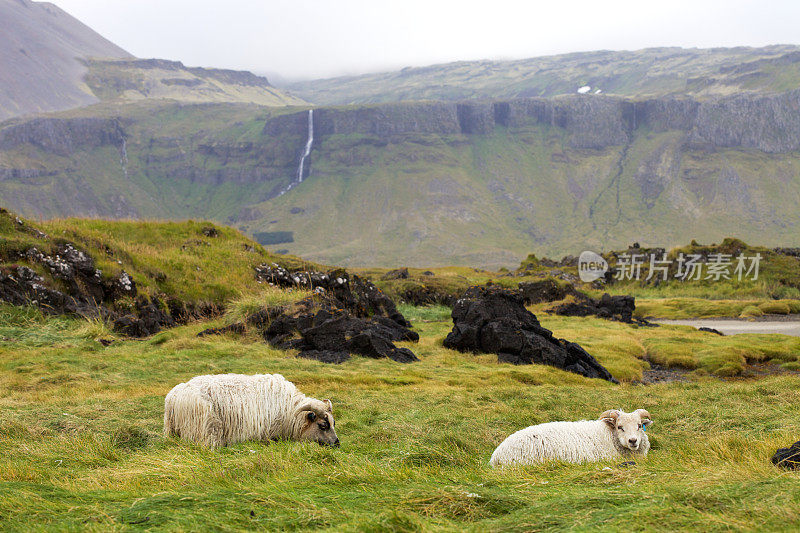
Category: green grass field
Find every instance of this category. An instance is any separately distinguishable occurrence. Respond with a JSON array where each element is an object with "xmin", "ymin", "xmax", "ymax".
[{"xmin": 2, "ymin": 303, "xmax": 800, "ymax": 531}]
